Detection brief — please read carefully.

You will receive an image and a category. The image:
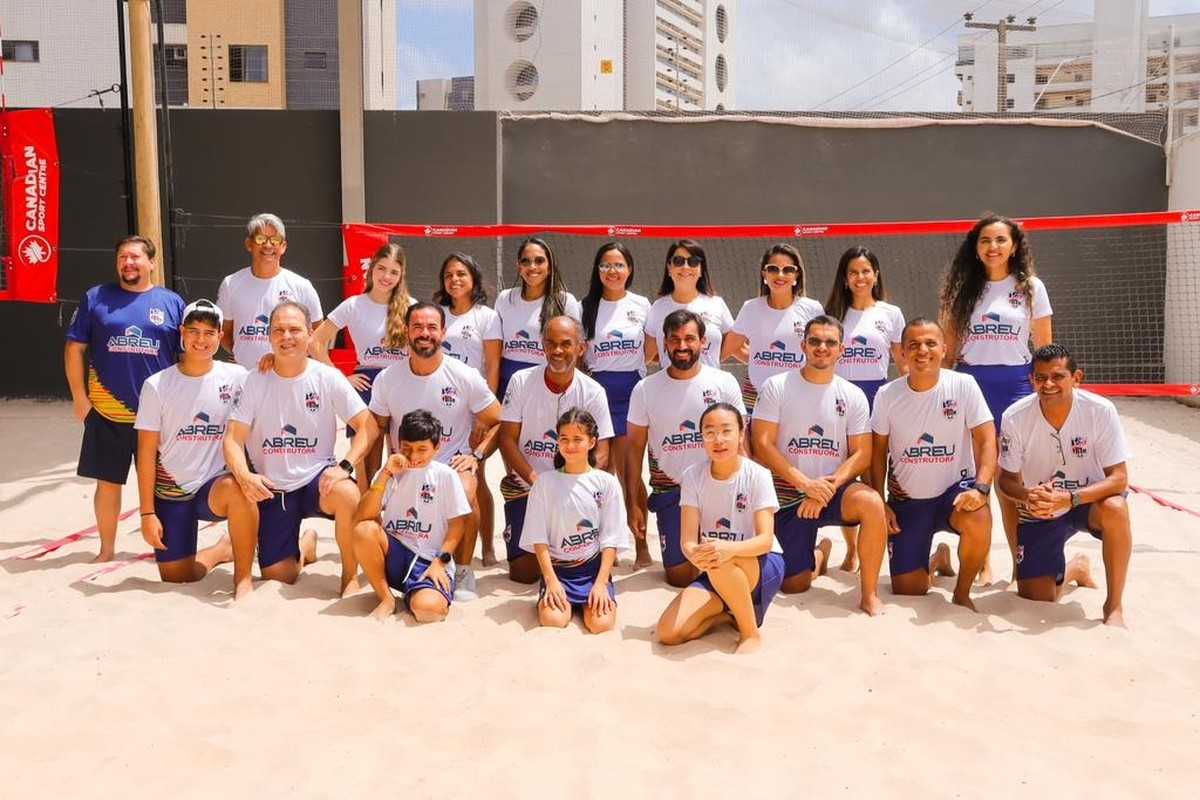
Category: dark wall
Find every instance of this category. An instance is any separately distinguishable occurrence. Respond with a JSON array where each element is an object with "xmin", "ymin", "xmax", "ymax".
[{"xmin": 285, "ymin": 1, "xmax": 339, "ymax": 110}]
